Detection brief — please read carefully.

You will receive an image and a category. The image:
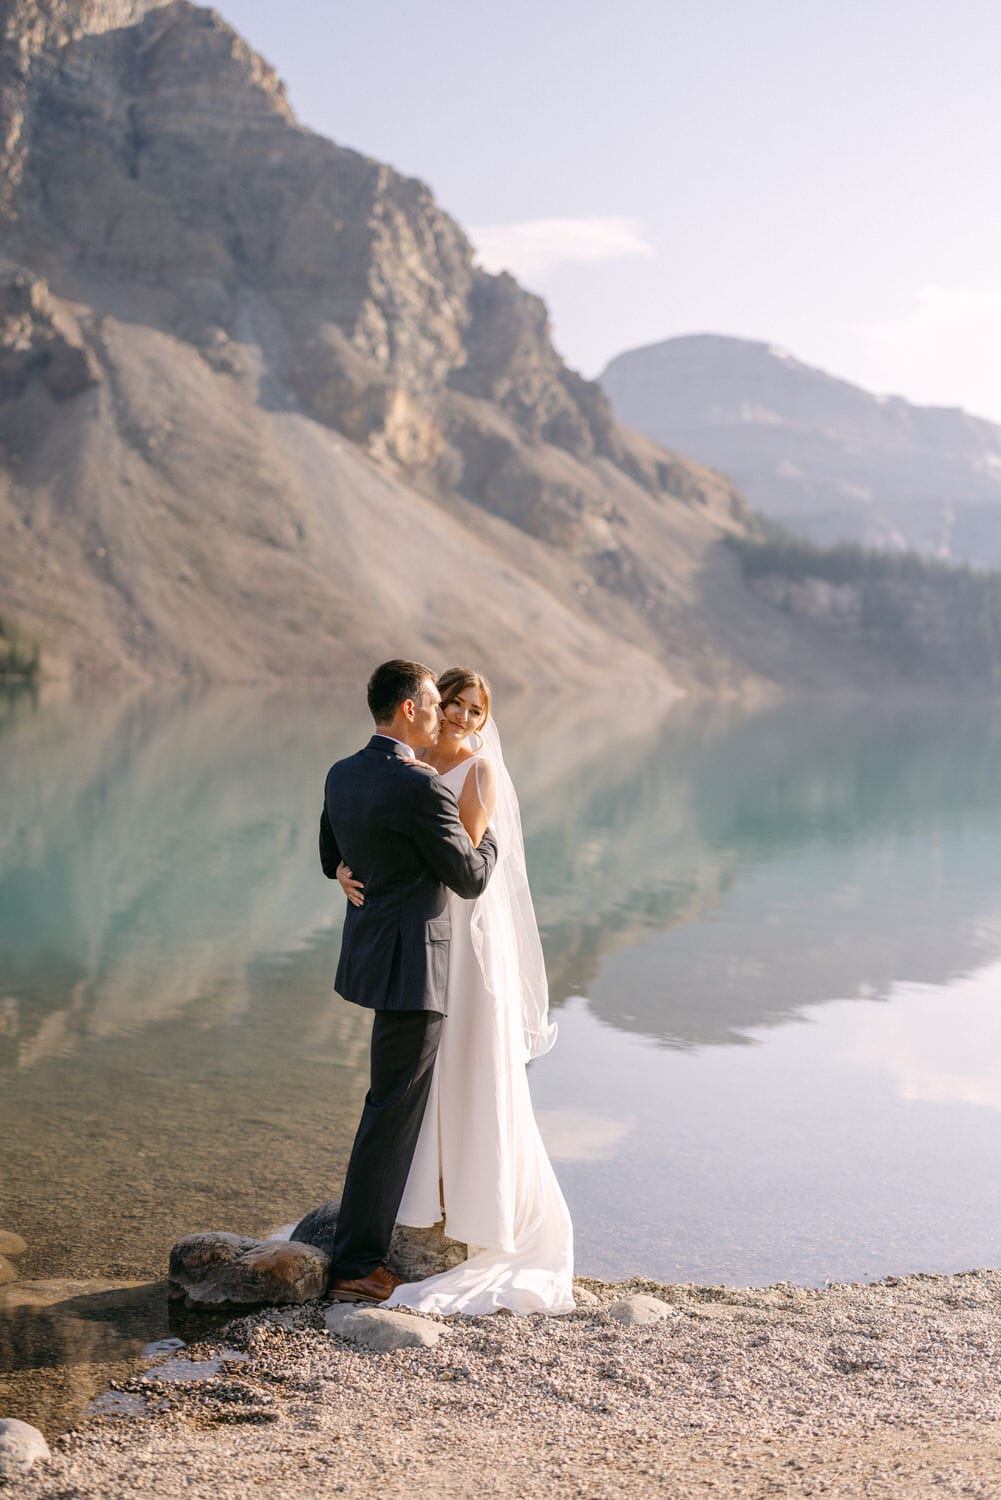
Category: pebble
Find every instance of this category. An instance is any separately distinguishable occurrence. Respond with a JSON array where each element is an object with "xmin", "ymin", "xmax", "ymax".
[
  {"xmin": 0, "ymin": 1419, "xmax": 50, "ymax": 1477},
  {"xmin": 325, "ymin": 1304, "xmax": 442, "ymax": 1351},
  {"xmin": 570, "ymin": 1285, "xmax": 600, "ymax": 1307},
  {"xmin": 607, "ymin": 1293, "xmax": 678, "ymax": 1326},
  {"xmin": 0, "ymin": 1232, "xmax": 27, "ymax": 1258},
  {"xmin": 0, "ymin": 1257, "xmax": 16, "ymax": 1286}
]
